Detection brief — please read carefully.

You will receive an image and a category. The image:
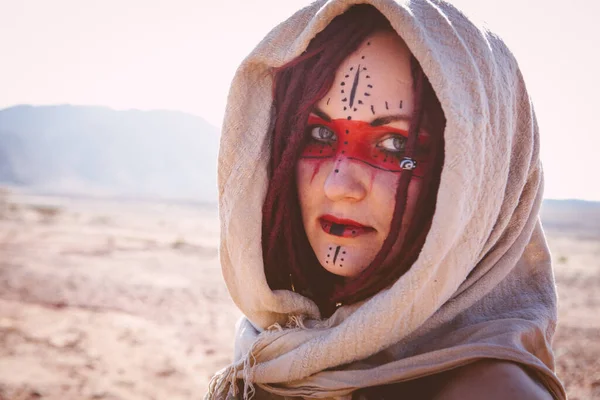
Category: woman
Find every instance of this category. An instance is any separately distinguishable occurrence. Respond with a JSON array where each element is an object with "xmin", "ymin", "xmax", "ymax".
[{"xmin": 208, "ymin": 0, "xmax": 566, "ymax": 399}]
